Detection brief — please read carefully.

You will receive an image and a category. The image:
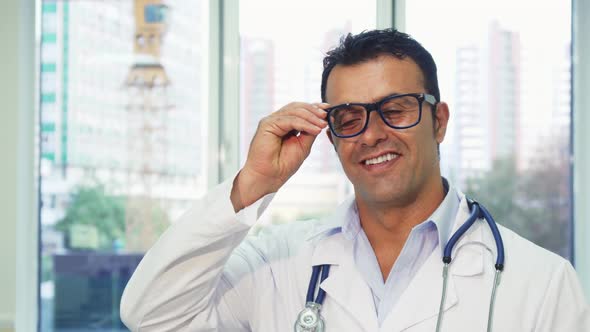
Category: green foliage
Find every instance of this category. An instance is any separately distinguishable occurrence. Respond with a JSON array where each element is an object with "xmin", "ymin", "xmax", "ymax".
[
  {"xmin": 465, "ymin": 156, "xmax": 571, "ymax": 258},
  {"xmin": 124, "ymin": 196, "xmax": 171, "ymax": 251},
  {"xmin": 55, "ymin": 185, "xmax": 126, "ymax": 250}
]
